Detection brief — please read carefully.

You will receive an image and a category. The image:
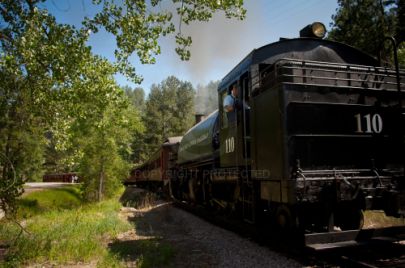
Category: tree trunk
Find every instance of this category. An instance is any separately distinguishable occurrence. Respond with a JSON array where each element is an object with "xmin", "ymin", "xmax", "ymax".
[{"xmin": 98, "ymin": 163, "xmax": 104, "ymax": 202}]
